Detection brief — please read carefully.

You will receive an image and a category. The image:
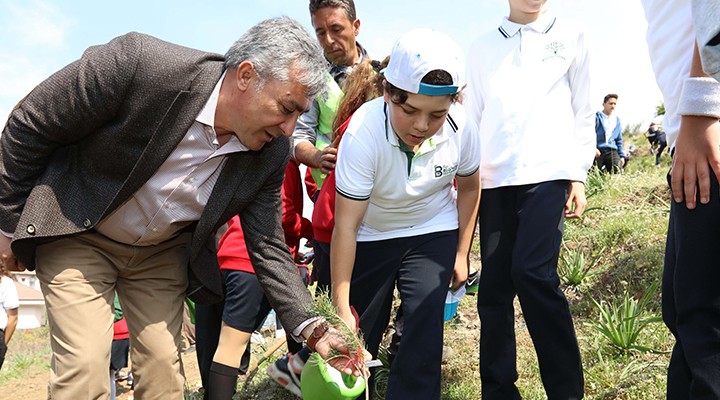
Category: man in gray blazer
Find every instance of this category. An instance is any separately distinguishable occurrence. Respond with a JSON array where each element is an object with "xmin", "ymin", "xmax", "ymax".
[{"xmin": 0, "ymin": 17, "xmax": 354, "ymax": 399}]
